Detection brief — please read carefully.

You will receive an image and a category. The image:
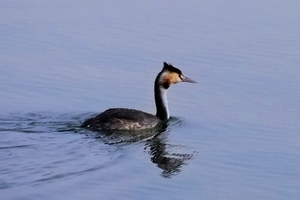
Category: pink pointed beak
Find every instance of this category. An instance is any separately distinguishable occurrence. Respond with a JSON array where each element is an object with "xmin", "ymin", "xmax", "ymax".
[{"xmin": 181, "ymin": 75, "xmax": 197, "ymax": 83}]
